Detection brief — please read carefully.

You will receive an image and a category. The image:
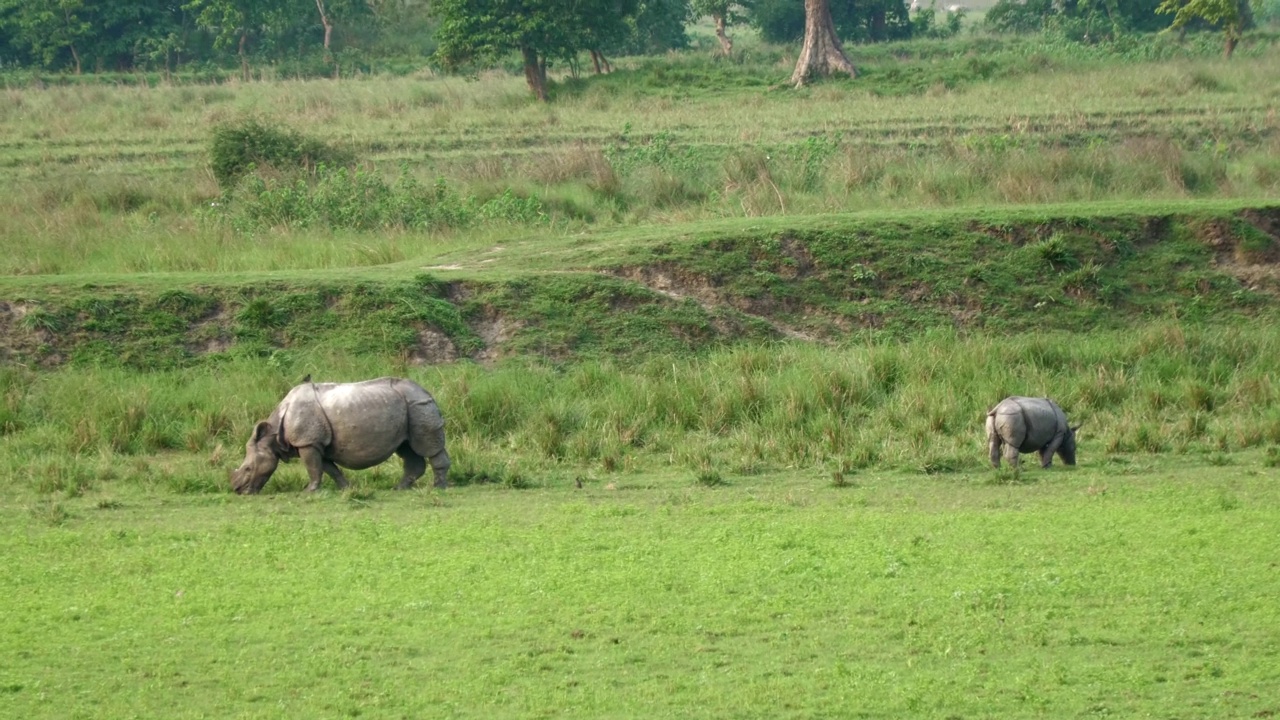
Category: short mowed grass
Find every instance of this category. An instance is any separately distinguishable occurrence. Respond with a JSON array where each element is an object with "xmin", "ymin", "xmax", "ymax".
[{"xmin": 4, "ymin": 460, "xmax": 1279, "ymax": 718}]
